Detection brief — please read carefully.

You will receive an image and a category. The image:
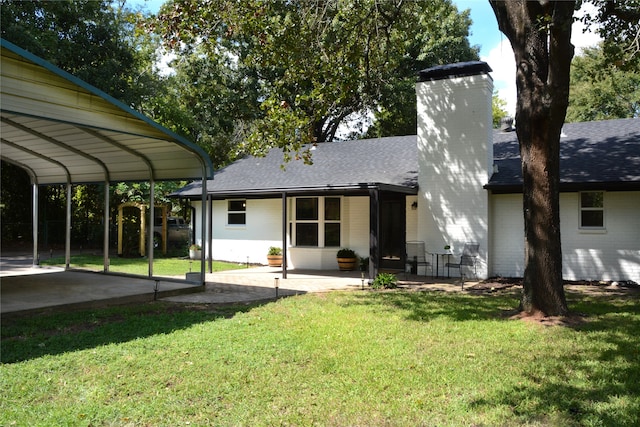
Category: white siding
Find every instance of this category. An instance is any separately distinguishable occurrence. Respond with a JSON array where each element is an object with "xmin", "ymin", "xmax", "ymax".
[
  {"xmin": 406, "ymin": 196, "xmax": 418, "ymax": 242},
  {"xmin": 490, "ymin": 191, "xmax": 640, "ymax": 282},
  {"xmin": 194, "ymin": 198, "xmax": 283, "ymax": 264},
  {"xmin": 489, "ymin": 194, "xmax": 525, "ymax": 277},
  {"xmin": 192, "ymin": 195, "xmax": 371, "ymax": 270},
  {"xmin": 561, "ymin": 191, "xmax": 640, "ymax": 282}
]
